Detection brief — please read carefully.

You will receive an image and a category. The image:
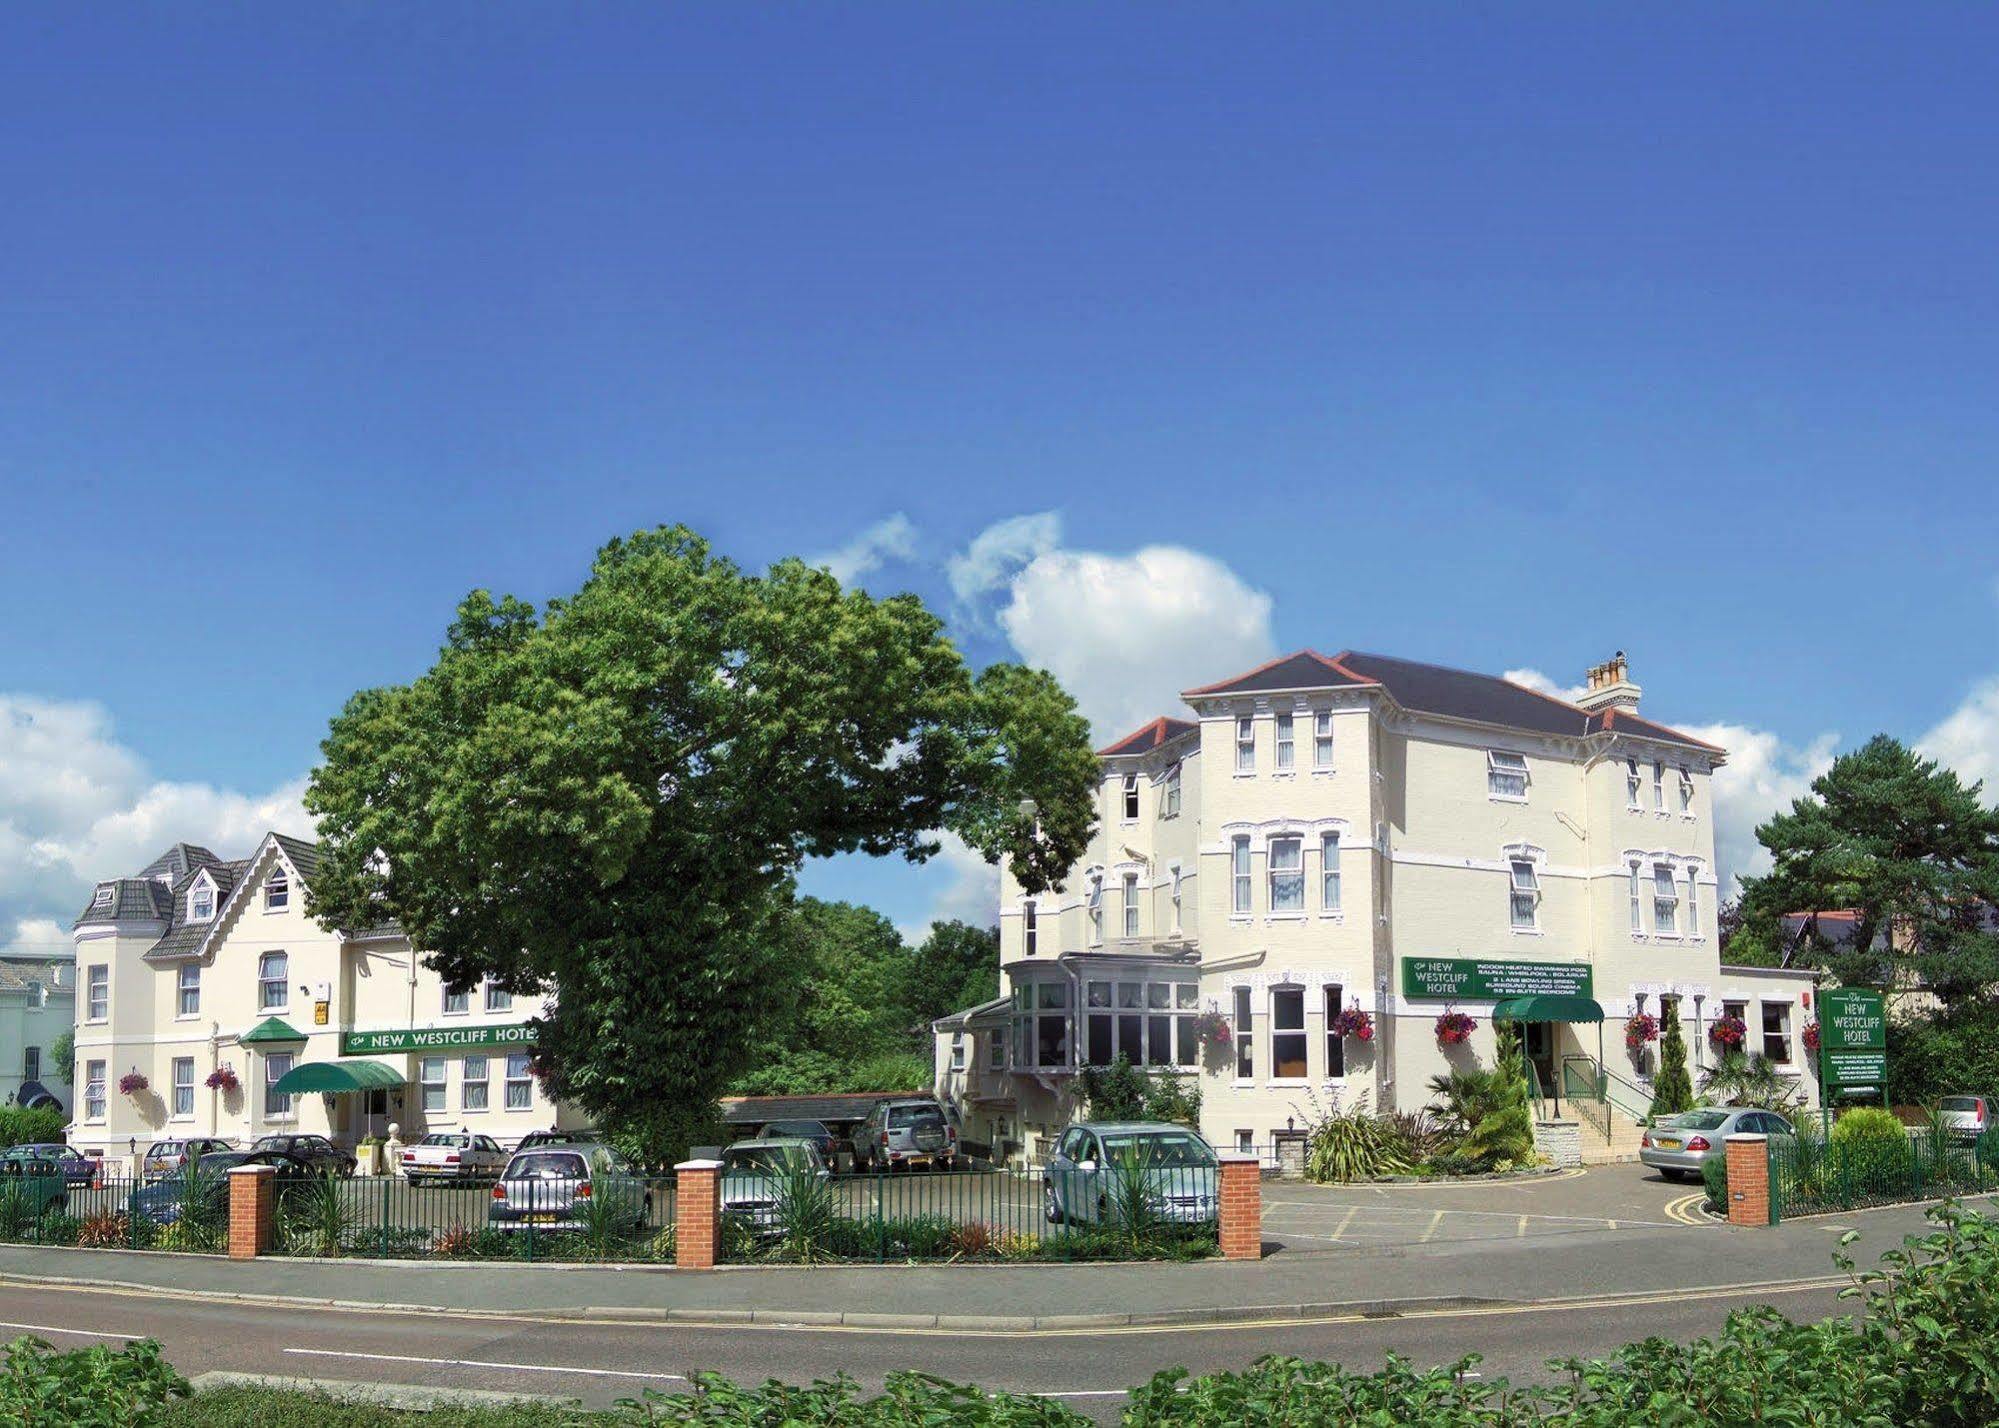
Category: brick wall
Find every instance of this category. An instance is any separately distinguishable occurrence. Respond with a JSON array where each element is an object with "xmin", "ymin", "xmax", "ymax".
[
  {"xmin": 1725, "ymin": 1133, "xmax": 1772, "ymax": 1227},
  {"xmin": 675, "ymin": 1159, "xmax": 722, "ymax": 1269},
  {"xmin": 1217, "ymin": 1151, "xmax": 1263, "ymax": 1260},
  {"xmin": 227, "ymin": 1164, "xmax": 277, "ymax": 1259}
]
